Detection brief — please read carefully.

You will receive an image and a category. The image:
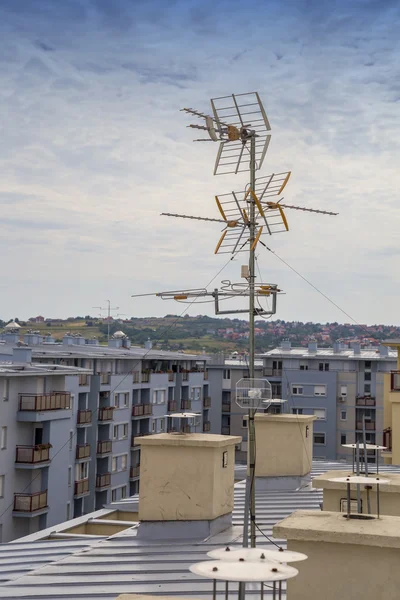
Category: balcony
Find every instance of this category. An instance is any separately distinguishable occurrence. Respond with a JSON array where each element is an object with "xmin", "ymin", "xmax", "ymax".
[
  {"xmin": 168, "ymin": 400, "xmax": 177, "ymax": 412},
  {"xmin": 383, "ymin": 427, "xmax": 392, "ymax": 451},
  {"xmin": 77, "ymin": 409, "xmax": 92, "ymax": 425},
  {"xmin": 222, "ymin": 403, "xmax": 231, "ymax": 413},
  {"xmin": 181, "ymin": 400, "xmax": 192, "ymax": 410},
  {"xmin": 14, "ymin": 491, "xmax": 48, "ymax": 513},
  {"xmin": 95, "ymin": 473, "xmax": 111, "ymax": 489},
  {"xmin": 79, "ymin": 374, "xmax": 90, "ymax": 386},
  {"xmin": 100, "ymin": 373, "xmax": 111, "ymax": 385},
  {"xmin": 356, "ymin": 421, "xmax": 376, "ymax": 431},
  {"xmin": 74, "ymin": 479, "xmax": 89, "ymax": 496},
  {"xmin": 130, "ymin": 465, "xmax": 140, "ymax": 479},
  {"xmin": 76, "ymin": 444, "xmax": 91, "ymax": 459},
  {"xmin": 98, "ymin": 407, "xmax": 114, "ymax": 421},
  {"xmin": 19, "ymin": 392, "xmax": 71, "ymax": 412},
  {"xmin": 168, "ymin": 372, "xmax": 175, "ymax": 382},
  {"xmin": 15, "ymin": 445, "xmax": 50, "ymax": 465},
  {"xmin": 203, "ymin": 421, "xmax": 211, "ymax": 432},
  {"xmin": 391, "ymin": 371, "xmax": 400, "ymax": 392},
  {"xmin": 97, "ymin": 440, "xmax": 112, "ymax": 455},
  {"xmin": 141, "ymin": 372, "xmax": 150, "ymax": 383},
  {"xmin": 356, "ymin": 397, "xmax": 376, "ymax": 407},
  {"xmin": 132, "ymin": 404, "xmax": 152, "ymax": 417},
  {"xmin": 203, "ymin": 397, "xmax": 211, "ymax": 408},
  {"xmin": 263, "ymin": 367, "xmax": 282, "ymax": 377}
]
